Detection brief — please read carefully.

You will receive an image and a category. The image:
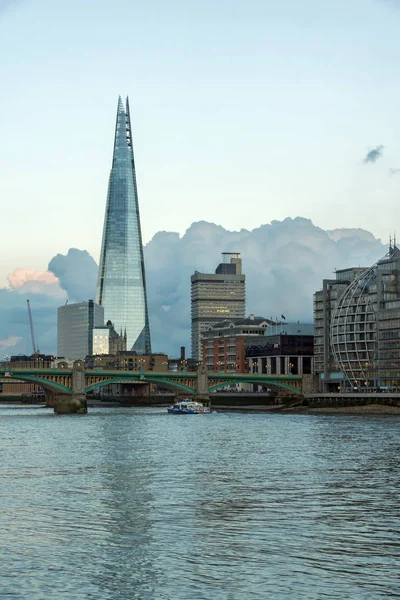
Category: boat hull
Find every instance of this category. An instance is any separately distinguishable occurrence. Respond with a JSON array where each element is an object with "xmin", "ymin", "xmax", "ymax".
[{"xmin": 167, "ymin": 408, "xmax": 200, "ymax": 414}]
